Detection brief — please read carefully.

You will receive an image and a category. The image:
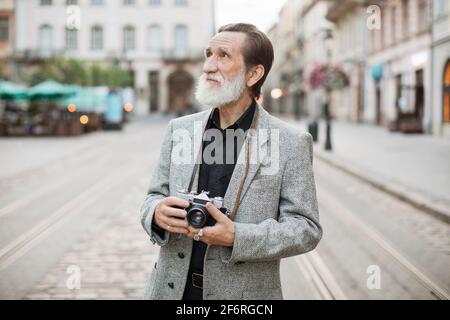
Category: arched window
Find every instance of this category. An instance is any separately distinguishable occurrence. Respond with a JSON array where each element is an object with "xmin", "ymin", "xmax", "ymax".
[
  {"xmin": 38, "ymin": 24, "xmax": 53, "ymax": 56},
  {"xmin": 91, "ymin": 25, "xmax": 103, "ymax": 50},
  {"xmin": 123, "ymin": 25, "xmax": 135, "ymax": 51},
  {"xmin": 443, "ymin": 60, "xmax": 450, "ymax": 123},
  {"xmin": 148, "ymin": 25, "xmax": 161, "ymax": 53},
  {"xmin": 174, "ymin": 24, "xmax": 187, "ymax": 56}
]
